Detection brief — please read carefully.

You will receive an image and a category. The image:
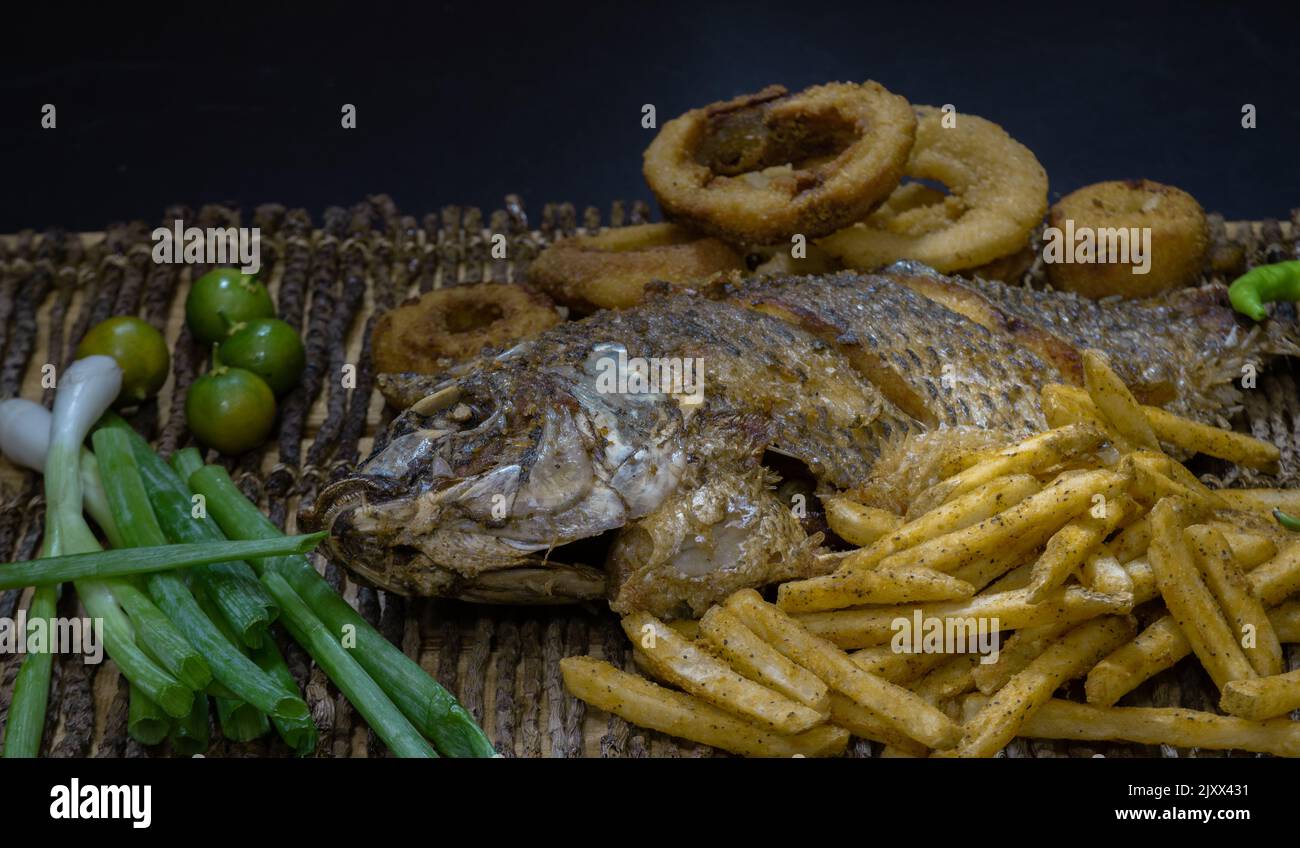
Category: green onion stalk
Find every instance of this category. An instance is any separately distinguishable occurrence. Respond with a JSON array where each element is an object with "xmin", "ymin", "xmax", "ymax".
[{"xmin": 185, "ymin": 456, "xmax": 494, "ymax": 757}]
